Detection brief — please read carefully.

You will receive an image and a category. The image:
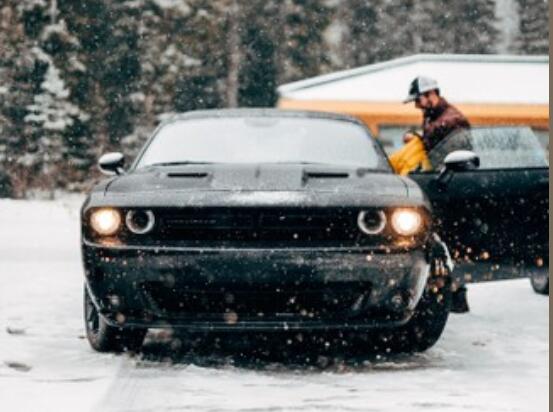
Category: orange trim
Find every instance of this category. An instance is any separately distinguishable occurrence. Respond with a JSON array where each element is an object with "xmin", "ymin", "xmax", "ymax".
[{"xmin": 277, "ymin": 98, "xmax": 550, "ymax": 131}]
